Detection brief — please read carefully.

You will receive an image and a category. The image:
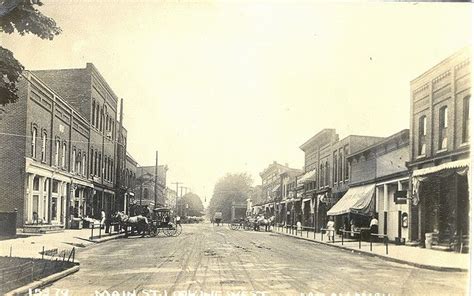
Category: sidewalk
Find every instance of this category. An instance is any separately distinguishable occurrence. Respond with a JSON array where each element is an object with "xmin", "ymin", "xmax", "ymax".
[
  {"xmin": 0, "ymin": 228, "xmax": 123, "ymax": 260},
  {"xmin": 274, "ymin": 226, "xmax": 470, "ymax": 272}
]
